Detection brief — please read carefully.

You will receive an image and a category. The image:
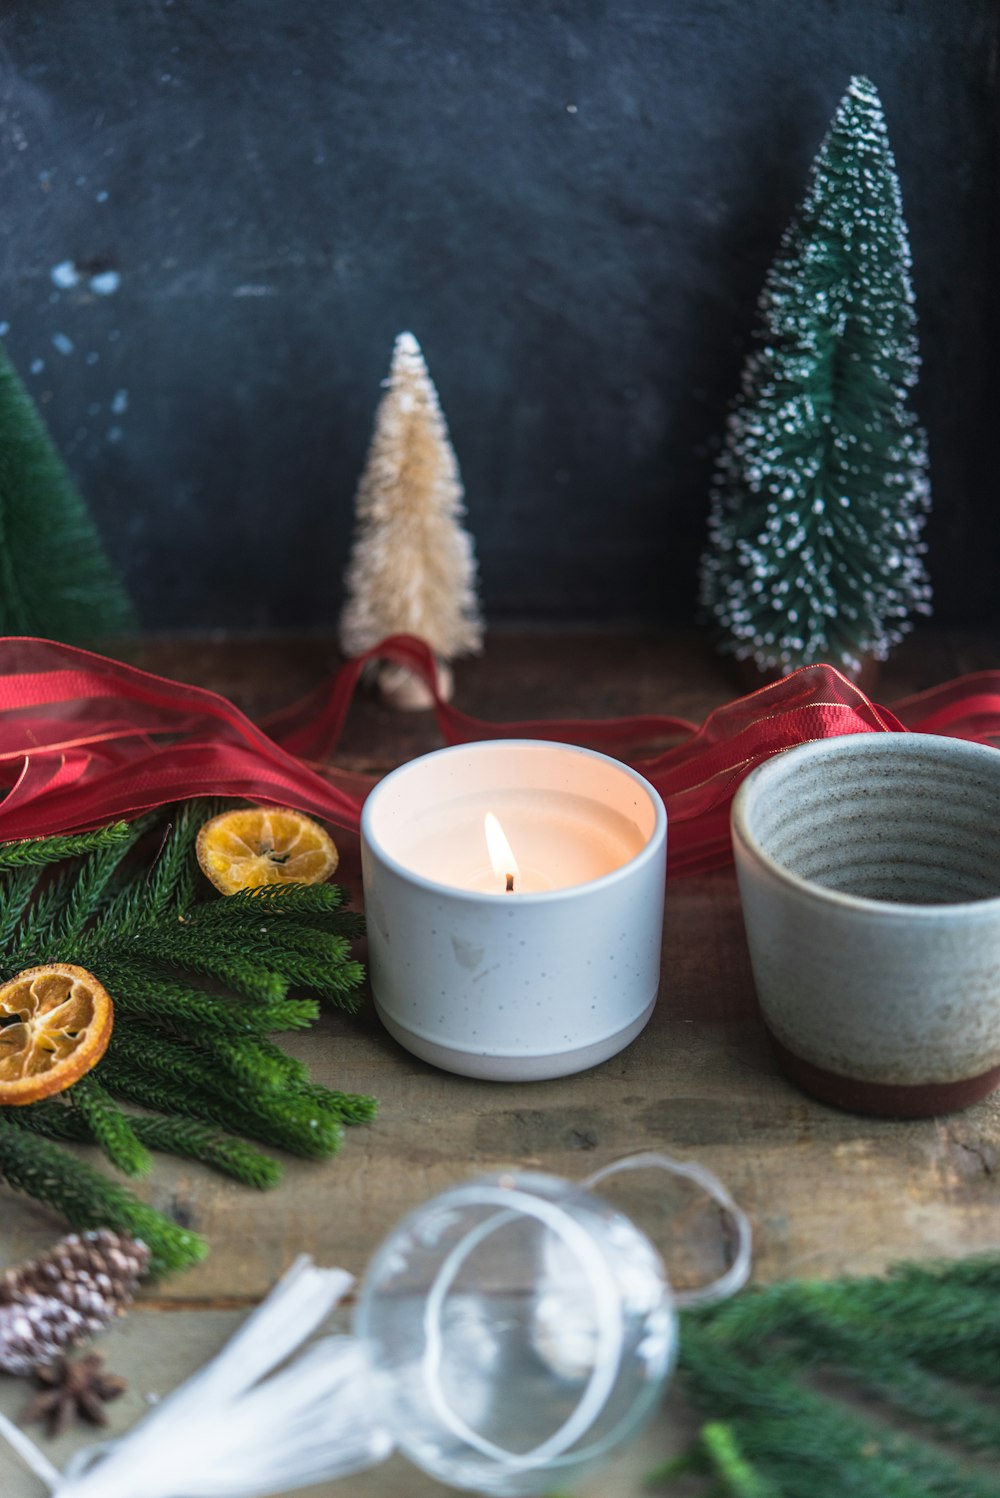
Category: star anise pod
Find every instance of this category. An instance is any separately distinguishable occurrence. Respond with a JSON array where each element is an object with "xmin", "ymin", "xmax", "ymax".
[{"xmin": 23, "ymin": 1353, "xmax": 127, "ymax": 1437}]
